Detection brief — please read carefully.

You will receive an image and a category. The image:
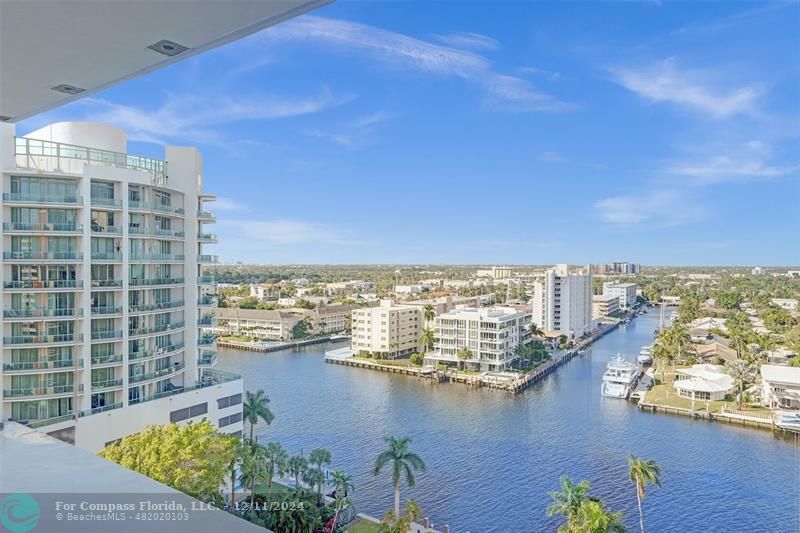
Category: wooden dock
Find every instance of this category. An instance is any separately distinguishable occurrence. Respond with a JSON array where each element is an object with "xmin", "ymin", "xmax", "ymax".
[
  {"xmin": 636, "ymin": 402, "xmax": 790, "ymax": 433},
  {"xmin": 218, "ymin": 336, "xmax": 347, "ymax": 353}
]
